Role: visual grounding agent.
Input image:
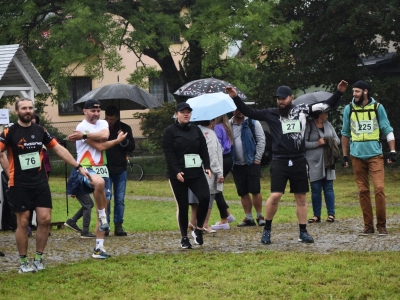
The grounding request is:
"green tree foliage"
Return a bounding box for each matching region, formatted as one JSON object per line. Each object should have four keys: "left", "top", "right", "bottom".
{"left": 252, "top": 1, "right": 400, "bottom": 107}
{"left": 133, "top": 102, "right": 176, "bottom": 151}
{"left": 0, "top": 0, "right": 299, "bottom": 104}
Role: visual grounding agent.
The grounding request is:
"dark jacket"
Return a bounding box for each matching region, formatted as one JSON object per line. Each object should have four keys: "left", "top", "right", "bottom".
{"left": 105, "top": 120, "right": 135, "bottom": 174}
{"left": 162, "top": 121, "right": 210, "bottom": 179}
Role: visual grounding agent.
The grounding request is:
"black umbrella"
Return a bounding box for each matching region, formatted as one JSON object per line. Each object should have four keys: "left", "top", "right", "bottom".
{"left": 293, "top": 91, "right": 333, "bottom": 106}
{"left": 174, "top": 78, "right": 247, "bottom": 99}
{"left": 74, "top": 83, "right": 162, "bottom": 110}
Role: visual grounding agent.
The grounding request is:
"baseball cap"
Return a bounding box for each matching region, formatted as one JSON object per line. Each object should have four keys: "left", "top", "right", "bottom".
{"left": 175, "top": 102, "right": 192, "bottom": 112}
{"left": 275, "top": 86, "right": 293, "bottom": 98}
{"left": 84, "top": 99, "right": 101, "bottom": 109}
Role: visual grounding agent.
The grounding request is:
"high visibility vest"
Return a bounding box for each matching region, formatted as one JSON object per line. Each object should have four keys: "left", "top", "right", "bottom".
{"left": 349, "top": 102, "right": 380, "bottom": 142}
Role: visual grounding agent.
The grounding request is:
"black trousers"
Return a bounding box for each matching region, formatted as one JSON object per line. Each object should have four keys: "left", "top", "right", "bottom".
{"left": 214, "top": 153, "right": 232, "bottom": 219}
{"left": 169, "top": 176, "right": 210, "bottom": 237}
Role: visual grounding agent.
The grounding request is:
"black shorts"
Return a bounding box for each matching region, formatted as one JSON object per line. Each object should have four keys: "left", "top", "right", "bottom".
{"left": 8, "top": 184, "right": 52, "bottom": 212}
{"left": 231, "top": 163, "right": 261, "bottom": 196}
{"left": 270, "top": 158, "right": 309, "bottom": 194}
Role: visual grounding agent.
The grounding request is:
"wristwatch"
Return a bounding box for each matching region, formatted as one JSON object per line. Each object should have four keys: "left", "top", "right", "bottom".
{"left": 76, "top": 164, "right": 83, "bottom": 170}
{"left": 82, "top": 134, "right": 87, "bottom": 141}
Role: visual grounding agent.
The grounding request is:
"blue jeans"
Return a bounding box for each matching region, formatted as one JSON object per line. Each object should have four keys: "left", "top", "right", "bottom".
{"left": 310, "top": 178, "right": 335, "bottom": 217}
{"left": 105, "top": 171, "right": 127, "bottom": 224}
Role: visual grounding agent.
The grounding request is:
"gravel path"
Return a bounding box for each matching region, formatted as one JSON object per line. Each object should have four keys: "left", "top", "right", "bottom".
{"left": 1, "top": 216, "right": 399, "bottom": 273}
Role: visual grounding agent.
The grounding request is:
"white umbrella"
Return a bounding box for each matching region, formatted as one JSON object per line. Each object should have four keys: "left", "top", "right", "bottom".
{"left": 186, "top": 92, "right": 237, "bottom": 121}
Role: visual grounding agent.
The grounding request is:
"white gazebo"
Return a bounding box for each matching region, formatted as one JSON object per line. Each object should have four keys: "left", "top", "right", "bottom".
{"left": 0, "top": 44, "right": 51, "bottom": 101}
{"left": 0, "top": 44, "right": 51, "bottom": 230}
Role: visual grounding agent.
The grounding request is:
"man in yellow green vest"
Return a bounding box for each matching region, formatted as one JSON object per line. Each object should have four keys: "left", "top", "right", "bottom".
{"left": 341, "top": 80, "right": 396, "bottom": 236}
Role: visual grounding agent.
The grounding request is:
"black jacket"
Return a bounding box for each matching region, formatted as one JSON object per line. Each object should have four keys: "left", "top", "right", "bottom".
{"left": 162, "top": 122, "right": 210, "bottom": 179}
{"left": 105, "top": 120, "right": 135, "bottom": 174}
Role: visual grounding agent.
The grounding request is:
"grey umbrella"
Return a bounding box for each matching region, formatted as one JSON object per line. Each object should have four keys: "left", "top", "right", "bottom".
{"left": 74, "top": 83, "right": 162, "bottom": 110}
{"left": 293, "top": 91, "right": 333, "bottom": 106}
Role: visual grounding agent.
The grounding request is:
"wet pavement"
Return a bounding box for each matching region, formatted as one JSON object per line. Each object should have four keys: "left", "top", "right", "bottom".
{"left": 1, "top": 216, "right": 399, "bottom": 273}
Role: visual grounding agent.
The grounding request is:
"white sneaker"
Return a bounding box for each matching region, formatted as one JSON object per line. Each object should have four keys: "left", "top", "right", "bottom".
{"left": 227, "top": 214, "right": 236, "bottom": 223}
{"left": 99, "top": 215, "right": 109, "bottom": 232}
{"left": 19, "top": 261, "right": 36, "bottom": 273}
{"left": 211, "top": 222, "right": 230, "bottom": 230}
{"left": 32, "top": 259, "right": 46, "bottom": 271}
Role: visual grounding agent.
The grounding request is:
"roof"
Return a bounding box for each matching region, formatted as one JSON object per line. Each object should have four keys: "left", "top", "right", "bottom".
{"left": 361, "top": 52, "right": 397, "bottom": 66}
{"left": 0, "top": 44, "right": 51, "bottom": 97}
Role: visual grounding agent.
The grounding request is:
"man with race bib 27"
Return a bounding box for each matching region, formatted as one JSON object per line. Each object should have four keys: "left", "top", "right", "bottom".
{"left": 67, "top": 99, "right": 127, "bottom": 259}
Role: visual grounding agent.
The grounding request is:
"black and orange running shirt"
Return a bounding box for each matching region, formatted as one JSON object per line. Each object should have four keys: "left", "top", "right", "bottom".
{"left": 0, "top": 123, "right": 58, "bottom": 188}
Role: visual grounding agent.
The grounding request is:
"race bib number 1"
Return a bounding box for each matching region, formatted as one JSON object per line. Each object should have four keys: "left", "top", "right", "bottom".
{"left": 19, "top": 152, "right": 41, "bottom": 170}
{"left": 92, "top": 166, "right": 109, "bottom": 178}
{"left": 282, "top": 119, "right": 301, "bottom": 134}
{"left": 184, "top": 154, "right": 202, "bottom": 168}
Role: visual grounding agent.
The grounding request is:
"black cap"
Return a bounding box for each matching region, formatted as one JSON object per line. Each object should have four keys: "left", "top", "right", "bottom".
{"left": 275, "top": 86, "right": 293, "bottom": 98}
{"left": 84, "top": 99, "right": 101, "bottom": 109}
{"left": 175, "top": 102, "right": 192, "bottom": 112}
{"left": 353, "top": 80, "right": 370, "bottom": 91}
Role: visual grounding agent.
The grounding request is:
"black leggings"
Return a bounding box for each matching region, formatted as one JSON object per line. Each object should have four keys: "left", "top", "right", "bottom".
{"left": 214, "top": 153, "right": 232, "bottom": 219}
{"left": 169, "top": 176, "right": 210, "bottom": 237}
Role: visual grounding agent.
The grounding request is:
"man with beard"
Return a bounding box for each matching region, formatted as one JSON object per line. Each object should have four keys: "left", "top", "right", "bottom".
{"left": 67, "top": 99, "right": 127, "bottom": 258}
{"left": 341, "top": 80, "right": 396, "bottom": 236}
{"left": 0, "top": 98, "right": 91, "bottom": 273}
{"left": 226, "top": 80, "right": 348, "bottom": 244}
{"left": 230, "top": 109, "right": 266, "bottom": 227}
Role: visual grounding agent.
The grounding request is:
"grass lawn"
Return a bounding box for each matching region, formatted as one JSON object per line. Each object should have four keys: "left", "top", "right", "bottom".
{"left": 0, "top": 172, "right": 399, "bottom": 299}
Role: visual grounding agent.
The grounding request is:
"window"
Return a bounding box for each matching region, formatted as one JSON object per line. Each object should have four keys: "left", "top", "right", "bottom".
{"left": 58, "top": 77, "right": 92, "bottom": 115}
{"left": 149, "top": 75, "right": 175, "bottom": 103}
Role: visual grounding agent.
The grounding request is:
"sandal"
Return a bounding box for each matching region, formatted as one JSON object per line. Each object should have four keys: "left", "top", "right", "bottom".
{"left": 308, "top": 216, "right": 321, "bottom": 223}
{"left": 326, "top": 215, "right": 335, "bottom": 222}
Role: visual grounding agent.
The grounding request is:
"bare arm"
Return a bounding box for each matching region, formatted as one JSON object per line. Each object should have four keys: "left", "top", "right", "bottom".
{"left": 51, "top": 144, "right": 91, "bottom": 179}
{"left": 85, "top": 131, "right": 128, "bottom": 151}
{"left": 0, "top": 152, "right": 9, "bottom": 178}
{"left": 68, "top": 128, "right": 109, "bottom": 142}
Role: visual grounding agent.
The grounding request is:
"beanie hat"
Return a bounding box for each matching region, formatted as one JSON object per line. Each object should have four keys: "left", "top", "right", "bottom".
{"left": 353, "top": 80, "right": 370, "bottom": 92}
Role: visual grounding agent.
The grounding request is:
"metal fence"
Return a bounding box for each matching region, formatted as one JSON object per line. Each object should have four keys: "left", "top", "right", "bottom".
{"left": 50, "top": 118, "right": 145, "bottom": 139}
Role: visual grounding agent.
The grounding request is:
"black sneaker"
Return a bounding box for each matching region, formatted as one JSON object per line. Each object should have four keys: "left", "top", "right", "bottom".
{"left": 237, "top": 218, "right": 256, "bottom": 227}
{"left": 261, "top": 229, "right": 271, "bottom": 244}
{"left": 64, "top": 219, "right": 82, "bottom": 232}
{"left": 298, "top": 231, "right": 314, "bottom": 243}
{"left": 80, "top": 231, "right": 96, "bottom": 239}
{"left": 191, "top": 229, "right": 204, "bottom": 245}
{"left": 181, "top": 237, "right": 192, "bottom": 249}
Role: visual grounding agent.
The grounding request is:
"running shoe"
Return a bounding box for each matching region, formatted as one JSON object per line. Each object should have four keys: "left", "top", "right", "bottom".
{"left": 191, "top": 229, "right": 204, "bottom": 245}
{"left": 18, "top": 261, "right": 36, "bottom": 273}
{"left": 99, "top": 215, "right": 110, "bottom": 232}
{"left": 237, "top": 218, "right": 256, "bottom": 227}
{"left": 260, "top": 229, "right": 271, "bottom": 244}
{"left": 211, "top": 222, "right": 230, "bottom": 230}
{"left": 298, "top": 231, "right": 314, "bottom": 243}
{"left": 256, "top": 215, "right": 266, "bottom": 226}
{"left": 181, "top": 237, "right": 192, "bottom": 249}
{"left": 32, "top": 259, "right": 46, "bottom": 271}
{"left": 227, "top": 214, "right": 236, "bottom": 223}
{"left": 64, "top": 219, "right": 82, "bottom": 232}
{"left": 92, "top": 246, "right": 111, "bottom": 259}
{"left": 80, "top": 231, "right": 96, "bottom": 239}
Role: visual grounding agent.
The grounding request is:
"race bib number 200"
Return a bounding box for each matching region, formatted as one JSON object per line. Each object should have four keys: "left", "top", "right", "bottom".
{"left": 19, "top": 152, "right": 41, "bottom": 170}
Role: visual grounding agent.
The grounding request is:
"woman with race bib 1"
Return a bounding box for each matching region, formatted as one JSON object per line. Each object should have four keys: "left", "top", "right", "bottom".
{"left": 162, "top": 102, "right": 211, "bottom": 249}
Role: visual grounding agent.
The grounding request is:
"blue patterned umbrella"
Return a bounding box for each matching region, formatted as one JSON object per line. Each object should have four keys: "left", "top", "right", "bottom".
{"left": 174, "top": 78, "right": 247, "bottom": 99}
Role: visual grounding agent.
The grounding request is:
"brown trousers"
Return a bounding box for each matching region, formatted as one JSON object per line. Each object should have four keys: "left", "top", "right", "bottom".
{"left": 351, "top": 154, "right": 386, "bottom": 229}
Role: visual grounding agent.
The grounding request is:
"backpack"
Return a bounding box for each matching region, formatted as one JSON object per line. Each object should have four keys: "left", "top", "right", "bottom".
{"left": 248, "top": 119, "right": 272, "bottom": 166}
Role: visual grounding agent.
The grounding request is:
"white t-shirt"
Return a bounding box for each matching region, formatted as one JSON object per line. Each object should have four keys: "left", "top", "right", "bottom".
{"left": 76, "top": 119, "right": 109, "bottom": 167}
